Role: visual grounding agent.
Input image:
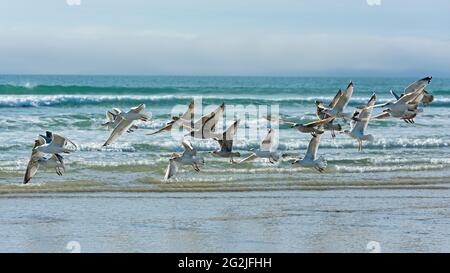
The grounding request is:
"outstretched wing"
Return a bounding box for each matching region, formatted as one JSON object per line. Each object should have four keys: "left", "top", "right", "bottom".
{"left": 217, "top": 120, "right": 240, "bottom": 152}
{"left": 329, "top": 89, "right": 343, "bottom": 108}
{"left": 147, "top": 123, "right": 174, "bottom": 136}
{"left": 403, "top": 76, "right": 432, "bottom": 94}
{"left": 390, "top": 90, "right": 400, "bottom": 100}
{"left": 333, "top": 81, "right": 353, "bottom": 112}
{"left": 304, "top": 133, "right": 322, "bottom": 161}
{"left": 103, "top": 118, "right": 134, "bottom": 146}
{"left": 260, "top": 129, "right": 275, "bottom": 151}
{"left": 372, "top": 112, "right": 391, "bottom": 120}
{"left": 164, "top": 159, "right": 177, "bottom": 181}
{"left": 304, "top": 117, "right": 334, "bottom": 128}
{"left": 129, "top": 104, "right": 145, "bottom": 113}
{"left": 352, "top": 94, "right": 376, "bottom": 134}
{"left": 238, "top": 153, "right": 257, "bottom": 163}
{"left": 24, "top": 158, "right": 39, "bottom": 184}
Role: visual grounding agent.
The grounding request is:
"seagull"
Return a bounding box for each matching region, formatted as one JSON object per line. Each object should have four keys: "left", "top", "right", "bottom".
{"left": 343, "top": 94, "right": 376, "bottom": 151}
{"left": 265, "top": 115, "right": 334, "bottom": 137}
{"left": 24, "top": 138, "right": 65, "bottom": 184}
{"left": 291, "top": 132, "right": 327, "bottom": 172}
{"left": 315, "top": 89, "right": 343, "bottom": 137}
{"left": 359, "top": 88, "right": 425, "bottom": 123}
{"left": 238, "top": 129, "right": 279, "bottom": 164}
{"left": 185, "top": 102, "right": 225, "bottom": 139}
{"left": 319, "top": 81, "right": 354, "bottom": 121}
{"left": 164, "top": 139, "right": 205, "bottom": 181}
{"left": 211, "top": 119, "right": 241, "bottom": 163}
{"left": 102, "top": 108, "right": 138, "bottom": 133}
{"left": 391, "top": 76, "right": 433, "bottom": 105}
{"left": 34, "top": 131, "right": 77, "bottom": 154}
{"left": 147, "top": 101, "right": 194, "bottom": 136}
{"left": 103, "top": 104, "right": 152, "bottom": 146}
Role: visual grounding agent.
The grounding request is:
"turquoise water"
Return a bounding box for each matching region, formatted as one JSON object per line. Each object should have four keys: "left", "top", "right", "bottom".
{"left": 1, "top": 75, "right": 450, "bottom": 189}
{"left": 1, "top": 75, "right": 450, "bottom": 252}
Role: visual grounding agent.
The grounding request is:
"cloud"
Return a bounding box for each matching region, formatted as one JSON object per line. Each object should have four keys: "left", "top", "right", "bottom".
{"left": 0, "top": 27, "right": 449, "bottom": 76}
{"left": 66, "top": 0, "right": 81, "bottom": 6}
{"left": 366, "top": 0, "right": 382, "bottom": 6}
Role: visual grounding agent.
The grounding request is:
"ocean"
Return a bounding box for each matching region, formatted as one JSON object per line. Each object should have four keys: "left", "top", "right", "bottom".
{"left": 1, "top": 75, "right": 450, "bottom": 252}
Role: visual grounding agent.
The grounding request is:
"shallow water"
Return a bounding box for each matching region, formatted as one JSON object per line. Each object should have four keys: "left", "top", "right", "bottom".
{"left": 1, "top": 75, "right": 449, "bottom": 252}
{"left": 1, "top": 190, "right": 449, "bottom": 253}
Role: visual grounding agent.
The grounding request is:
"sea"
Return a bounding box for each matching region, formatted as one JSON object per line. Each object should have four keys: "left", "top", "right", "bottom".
{"left": 1, "top": 75, "right": 449, "bottom": 252}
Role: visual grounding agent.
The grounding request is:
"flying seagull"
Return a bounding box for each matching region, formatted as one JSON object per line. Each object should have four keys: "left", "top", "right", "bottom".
{"left": 358, "top": 88, "right": 425, "bottom": 123}
{"left": 34, "top": 131, "right": 77, "bottom": 154}
{"left": 319, "top": 81, "right": 354, "bottom": 121}
{"left": 344, "top": 94, "right": 376, "bottom": 151}
{"left": 238, "top": 129, "right": 279, "bottom": 164}
{"left": 164, "top": 139, "right": 205, "bottom": 181}
{"left": 24, "top": 137, "right": 65, "bottom": 184}
{"left": 184, "top": 102, "right": 225, "bottom": 139}
{"left": 211, "top": 119, "right": 241, "bottom": 163}
{"left": 103, "top": 104, "right": 151, "bottom": 146}
{"left": 147, "top": 101, "right": 195, "bottom": 136}
{"left": 391, "top": 76, "right": 433, "bottom": 105}
{"left": 315, "top": 89, "right": 343, "bottom": 137}
{"left": 291, "top": 132, "right": 327, "bottom": 173}
{"left": 264, "top": 115, "right": 334, "bottom": 137}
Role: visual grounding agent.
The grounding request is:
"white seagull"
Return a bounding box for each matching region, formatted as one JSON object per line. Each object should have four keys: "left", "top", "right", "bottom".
{"left": 391, "top": 76, "right": 433, "bottom": 105}
{"left": 185, "top": 102, "right": 225, "bottom": 139}
{"left": 102, "top": 108, "right": 138, "bottom": 133}
{"left": 147, "top": 101, "right": 195, "bottom": 136}
{"left": 319, "top": 81, "right": 354, "bottom": 121}
{"left": 238, "top": 128, "right": 279, "bottom": 164}
{"left": 103, "top": 104, "right": 151, "bottom": 146}
{"left": 265, "top": 115, "right": 334, "bottom": 137}
{"left": 315, "top": 89, "right": 343, "bottom": 137}
{"left": 344, "top": 94, "right": 376, "bottom": 151}
{"left": 24, "top": 138, "right": 65, "bottom": 184}
{"left": 164, "top": 139, "right": 205, "bottom": 181}
{"left": 34, "top": 131, "right": 77, "bottom": 154}
{"left": 359, "top": 88, "right": 425, "bottom": 123}
{"left": 211, "top": 119, "right": 241, "bottom": 163}
{"left": 292, "top": 132, "right": 327, "bottom": 172}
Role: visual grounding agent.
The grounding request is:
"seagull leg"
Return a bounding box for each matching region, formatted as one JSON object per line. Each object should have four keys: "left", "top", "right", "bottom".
{"left": 192, "top": 164, "right": 200, "bottom": 172}
{"left": 331, "top": 130, "right": 336, "bottom": 138}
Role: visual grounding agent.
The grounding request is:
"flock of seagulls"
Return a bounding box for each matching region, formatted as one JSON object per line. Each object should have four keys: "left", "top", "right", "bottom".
{"left": 23, "top": 77, "right": 434, "bottom": 183}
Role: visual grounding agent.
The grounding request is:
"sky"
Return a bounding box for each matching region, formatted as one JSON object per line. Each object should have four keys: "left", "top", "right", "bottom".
{"left": 0, "top": 0, "right": 450, "bottom": 76}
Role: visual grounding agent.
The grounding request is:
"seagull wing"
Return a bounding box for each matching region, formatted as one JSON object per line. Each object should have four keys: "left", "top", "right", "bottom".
{"left": 238, "top": 153, "right": 257, "bottom": 163}
{"left": 24, "top": 158, "right": 39, "bottom": 184}
{"left": 403, "top": 76, "right": 432, "bottom": 94}
{"left": 390, "top": 90, "right": 400, "bottom": 100}
{"left": 371, "top": 112, "right": 391, "bottom": 120}
{"left": 102, "top": 118, "right": 134, "bottom": 146}
{"left": 398, "top": 89, "right": 424, "bottom": 104}
{"left": 304, "top": 133, "right": 322, "bottom": 161}
{"left": 106, "top": 111, "right": 115, "bottom": 122}
{"left": 217, "top": 119, "right": 240, "bottom": 152}
{"left": 181, "top": 139, "right": 196, "bottom": 156}
{"left": 352, "top": 94, "right": 376, "bottom": 134}
{"left": 147, "top": 123, "right": 174, "bottom": 136}
{"left": 304, "top": 116, "right": 334, "bottom": 128}
{"left": 329, "top": 89, "right": 343, "bottom": 108}
{"left": 180, "top": 101, "right": 195, "bottom": 120}
{"left": 51, "top": 133, "right": 68, "bottom": 147}
{"left": 333, "top": 81, "right": 353, "bottom": 112}
{"left": 164, "top": 159, "right": 177, "bottom": 181}
{"left": 260, "top": 129, "right": 274, "bottom": 151}
{"left": 129, "top": 104, "right": 146, "bottom": 113}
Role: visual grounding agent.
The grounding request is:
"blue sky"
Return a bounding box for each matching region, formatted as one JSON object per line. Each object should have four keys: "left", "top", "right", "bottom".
{"left": 1, "top": 0, "right": 449, "bottom": 76}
